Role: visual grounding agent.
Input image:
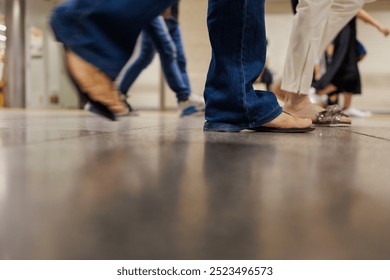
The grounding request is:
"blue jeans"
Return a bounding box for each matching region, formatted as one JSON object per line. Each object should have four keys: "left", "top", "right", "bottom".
{"left": 204, "top": 0, "right": 282, "bottom": 131}
{"left": 51, "top": 0, "right": 281, "bottom": 129}
{"left": 50, "top": 0, "right": 173, "bottom": 79}
{"left": 119, "top": 16, "right": 190, "bottom": 102}
{"left": 166, "top": 18, "right": 192, "bottom": 97}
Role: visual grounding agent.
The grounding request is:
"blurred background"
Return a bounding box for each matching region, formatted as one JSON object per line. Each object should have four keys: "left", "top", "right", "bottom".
{"left": 0, "top": 0, "right": 389, "bottom": 112}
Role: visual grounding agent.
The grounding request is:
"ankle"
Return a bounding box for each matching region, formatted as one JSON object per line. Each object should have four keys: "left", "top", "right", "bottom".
{"left": 284, "top": 92, "right": 310, "bottom": 107}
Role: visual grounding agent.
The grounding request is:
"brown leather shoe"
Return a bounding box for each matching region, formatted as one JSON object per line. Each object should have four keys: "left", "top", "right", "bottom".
{"left": 65, "top": 50, "right": 128, "bottom": 120}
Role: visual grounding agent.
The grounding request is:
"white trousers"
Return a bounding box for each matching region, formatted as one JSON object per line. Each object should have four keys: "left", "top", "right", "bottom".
{"left": 281, "top": 0, "right": 368, "bottom": 95}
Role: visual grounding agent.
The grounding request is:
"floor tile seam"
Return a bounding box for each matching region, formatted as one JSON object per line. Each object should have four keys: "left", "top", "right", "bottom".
{"left": 346, "top": 130, "right": 390, "bottom": 142}
{"left": 0, "top": 130, "right": 114, "bottom": 150}
{"left": 0, "top": 124, "right": 178, "bottom": 150}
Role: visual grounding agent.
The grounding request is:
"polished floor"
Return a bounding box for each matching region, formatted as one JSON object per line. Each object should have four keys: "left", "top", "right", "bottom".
{"left": 0, "top": 109, "right": 390, "bottom": 260}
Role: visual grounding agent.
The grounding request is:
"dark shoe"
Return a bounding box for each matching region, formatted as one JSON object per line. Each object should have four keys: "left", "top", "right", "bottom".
{"left": 85, "top": 95, "right": 139, "bottom": 117}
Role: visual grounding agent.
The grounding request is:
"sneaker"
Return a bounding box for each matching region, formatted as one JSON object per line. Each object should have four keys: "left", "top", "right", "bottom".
{"left": 342, "top": 107, "right": 372, "bottom": 118}
{"left": 178, "top": 94, "right": 205, "bottom": 117}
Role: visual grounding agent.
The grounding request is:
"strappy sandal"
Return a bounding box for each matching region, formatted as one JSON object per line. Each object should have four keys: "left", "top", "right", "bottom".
{"left": 313, "top": 105, "right": 352, "bottom": 127}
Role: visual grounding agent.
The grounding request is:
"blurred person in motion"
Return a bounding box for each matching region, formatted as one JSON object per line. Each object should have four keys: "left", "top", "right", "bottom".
{"left": 118, "top": 1, "right": 204, "bottom": 117}
{"left": 50, "top": 0, "right": 174, "bottom": 120}
{"left": 51, "top": 0, "right": 312, "bottom": 132}
{"left": 310, "top": 10, "right": 389, "bottom": 118}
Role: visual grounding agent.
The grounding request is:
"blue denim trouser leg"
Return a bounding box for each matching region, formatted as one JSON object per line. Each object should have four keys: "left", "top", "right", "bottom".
{"left": 204, "top": 0, "right": 282, "bottom": 132}
{"left": 144, "top": 17, "right": 190, "bottom": 102}
{"left": 50, "top": 0, "right": 173, "bottom": 79}
{"left": 166, "top": 19, "right": 192, "bottom": 95}
{"left": 119, "top": 32, "right": 157, "bottom": 95}
{"left": 119, "top": 16, "right": 190, "bottom": 102}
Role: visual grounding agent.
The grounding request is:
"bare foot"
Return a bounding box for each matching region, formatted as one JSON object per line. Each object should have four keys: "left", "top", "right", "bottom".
{"left": 262, "top": 111, "right": 312, "bottom": 129}
{"left": 283, "top": 92, "right": 352, "bottom": 125}
{"left": 283, "top": 92, "right": 325, "bottom": 121}
{"left": 271, "top": 80, "right": 287, "bottom": 101}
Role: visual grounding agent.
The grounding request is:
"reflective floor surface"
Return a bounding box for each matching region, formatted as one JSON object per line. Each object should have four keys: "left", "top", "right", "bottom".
{"left": 0, "top": 109, "right": 390, "bottom": 259}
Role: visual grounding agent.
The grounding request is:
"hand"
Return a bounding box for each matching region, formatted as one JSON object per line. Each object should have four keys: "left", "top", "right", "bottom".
{"left": 162, "top": 8, "right": 172, "bottom": 20}
{"left": 379, "top": 25, "right": 390, "bottom": 36}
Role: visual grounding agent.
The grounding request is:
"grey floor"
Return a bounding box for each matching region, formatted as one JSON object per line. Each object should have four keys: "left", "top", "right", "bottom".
{"left": 0, "top": 109, "right": 390, "bottom": 260}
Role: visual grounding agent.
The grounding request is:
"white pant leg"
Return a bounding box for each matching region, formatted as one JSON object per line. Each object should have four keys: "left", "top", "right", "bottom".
{"left": 281, "top": 0, "right": 365, "bottom": 95}
{"left": 319, "top": 0, "right": 365, "bottom": 55}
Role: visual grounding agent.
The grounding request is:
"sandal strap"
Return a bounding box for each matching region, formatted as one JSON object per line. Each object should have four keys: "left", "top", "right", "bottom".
{"left": 282, "top": 111, "right": 294, "bottom": 117}
{"left": 315, "top": 105, "right": 349, "bottom": 124}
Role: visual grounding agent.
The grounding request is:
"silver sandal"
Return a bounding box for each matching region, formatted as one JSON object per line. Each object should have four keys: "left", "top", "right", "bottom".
{"left": 313, "top": 105, "right": 352, "bottom": 127}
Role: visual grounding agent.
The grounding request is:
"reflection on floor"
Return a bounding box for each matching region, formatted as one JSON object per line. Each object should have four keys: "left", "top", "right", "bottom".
{"left": 0, "top": 109, "right": 390, "bottom": 260}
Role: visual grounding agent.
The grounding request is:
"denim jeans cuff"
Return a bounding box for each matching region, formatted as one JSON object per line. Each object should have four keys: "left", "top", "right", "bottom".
{"left": 203, "top": 121, "right": 249, "bottom": 133}
{"left": 249, "top": 106, "right": 283, "bottom": 129}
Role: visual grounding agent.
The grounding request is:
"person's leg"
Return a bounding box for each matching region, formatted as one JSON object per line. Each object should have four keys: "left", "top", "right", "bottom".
{"left": 342, "top": 92, "right": 353, "bottom": 109}
{"left": 341, "top": 93, "right": 372, "bottom": 117}
{"left": 282, "top": 0, "right": 331, "bottom": 96}
{"left": 281, "top": 0, "right": 364, "bottom": 120}
{"left": 328, "top": 92, "right": 340, "bottom": 106}
{"left": 142, "top": 16, "right": 204, "bottom": 117}
{"left": 317, "top": 84, "right": 338, "bottom": 96}
{"left": 165, "top": 18, "right": 205, "bottom": 116}
{"left": 144, "top": 16, "right": 190, "bottom": 102}
{"left": 119, "top": 32, "right": 157, "bottom": 95}
{"left": 50, "top": 0, "right": 173, "bottom": 119}
{"left": 204, "top": 0, "right": 311, "bottom": 132}
{"left": 167, "top": 19, "right": 192, "bottom": 95}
